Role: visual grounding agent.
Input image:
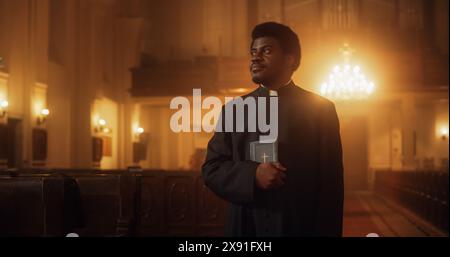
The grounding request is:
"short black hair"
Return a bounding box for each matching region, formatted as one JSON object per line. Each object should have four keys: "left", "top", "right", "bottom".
{"left": 251, "top": 22, "right": 301, "bottom": 70}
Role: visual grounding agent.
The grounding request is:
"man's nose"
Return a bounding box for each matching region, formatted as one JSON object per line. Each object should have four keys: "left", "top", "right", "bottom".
{"left": 251, "top": 52, "right": 263, "bottom": 62}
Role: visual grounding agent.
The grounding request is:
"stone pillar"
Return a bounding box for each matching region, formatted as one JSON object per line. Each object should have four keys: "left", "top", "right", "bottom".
{"left": 70, "top": 0, "right": 96, "bottom": 168}
{"left": 114, "top": 16, "right": 144, "bottom": 168}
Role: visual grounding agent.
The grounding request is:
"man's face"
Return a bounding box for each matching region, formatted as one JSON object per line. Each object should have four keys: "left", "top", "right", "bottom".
{"left": 250, "top": 37, "right": 290, "bottom": 85}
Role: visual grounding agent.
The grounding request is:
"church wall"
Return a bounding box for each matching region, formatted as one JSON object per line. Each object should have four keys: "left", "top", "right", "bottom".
{"left": 140, "top": 103, "right": 190, "bottom": 170}
{"left": 140, "top": 0, "right": 248, "bottom": 60}
{"left": 409, "top": 95, "right": 449, "bottom": 170}
{"left": 0, "top": 0, "right": 12, "bottom": 70}
{"left": 257, "top": 0, "right": 283, "bottom": 23}
{"left": 136, "top": 94, "right": 227, "bottom": 171}
{"left": 91, "top": 97, "right": 119, "bottom": 169}
{"left": 0, "top": 0, "right": 139, "bottom": 169}
{"left": 114, "top": 16, "right": 146, "bottom": 168}
{"left": 132, "top": 99, "right": 191, "bottom": 171}
{"left": 431, "top": 99, "right": 449, "bottom": 166}
{"left": 401, "top": 95, "right": 418, "bottom": 170}
{"left": 3, "top": 0, "right": 29, "bottom": 118}
{"left": 368, "top": 104, "right": 392, "bottom": 170}
{"left": 0, "top": 0, "right": 448, "bottom": 175}
{"left": 69, "top": 0, "right": 146, "bottom": 169}
{"left": 47, "top": 0, "right": 76, "bottom": 168}
{"left": 2, "top": 0, "right": 40, "bottom": 167}
{"left": 47, "top": 62, "right": 72, "bottom": 168}
{"left": 433, "top": 0, "right": 449, "bottom": 55}
{"left": 415, "top": 101, "right": 436, "bottom": 164}
{"left": 367, "top": 92, "right": 449, "bottom": 174}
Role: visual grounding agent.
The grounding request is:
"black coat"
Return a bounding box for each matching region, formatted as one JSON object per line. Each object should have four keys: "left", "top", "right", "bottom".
{"left": 202, "top": 83, "right": 344, "bottom": 237}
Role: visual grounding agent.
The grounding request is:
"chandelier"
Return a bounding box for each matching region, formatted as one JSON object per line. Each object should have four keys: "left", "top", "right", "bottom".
{"left": 320, "top": 44, "right": 375, "bottom": 101}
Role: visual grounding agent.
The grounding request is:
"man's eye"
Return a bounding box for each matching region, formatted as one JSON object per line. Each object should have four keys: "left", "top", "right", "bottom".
{"left": 250, "top": 50, "right": 257, "bottom": 56}
{"left": 264, "top": 48, "right": 272, "bottom": 54}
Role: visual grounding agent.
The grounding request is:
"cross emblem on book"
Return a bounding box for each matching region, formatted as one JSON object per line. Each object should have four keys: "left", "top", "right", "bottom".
{"left": 261, "top": 152, "right": 269, "bottom": 163}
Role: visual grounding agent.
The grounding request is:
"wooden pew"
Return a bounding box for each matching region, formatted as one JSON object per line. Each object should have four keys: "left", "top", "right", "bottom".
{"left": 0, "top": 174, "right": 82, "bottom": 236}
{"left": 49, "top": 169, "right": 137, "bottom": 237}
{"left": 375, "top": 170, "right": 449, "bottom": 234}
{"left": 0, "top": 168, "right": 226, "bottom": 237}
{"left": 135, "top": 170, "right": 227, "bottom": 237}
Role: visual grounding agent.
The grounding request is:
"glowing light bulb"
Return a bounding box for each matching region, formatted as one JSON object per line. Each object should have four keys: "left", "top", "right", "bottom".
{"left": 333, "top": 65, "right": 340, "bottom": 74}
{"left": 441, "top": 128, "right": 449, "bottom": 139}
{"left": 136, "top": 127, "right": 144, "bottom": 134}
{"left": 41, "top": 108, "right": 49, "bottom": 116}
{"left": 344, "top": 64, "right": 350, "bottom": 72}
{"left": 0, "top": 100, "right": 8, "bottom": 108}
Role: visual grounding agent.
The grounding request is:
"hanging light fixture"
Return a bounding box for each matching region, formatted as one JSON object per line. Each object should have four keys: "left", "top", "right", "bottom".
{"left": 320, "top": 44, "right": 375, "bottom": 101}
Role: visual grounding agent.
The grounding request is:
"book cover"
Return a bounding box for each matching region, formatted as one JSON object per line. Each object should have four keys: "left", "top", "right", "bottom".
{"left": 249, "top": 141, "right": 278, "bottom": 163}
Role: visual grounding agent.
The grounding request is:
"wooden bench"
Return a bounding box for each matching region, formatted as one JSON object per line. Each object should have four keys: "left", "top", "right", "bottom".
{"left": 0, "top": 175, "right": 82, "bottom": 236}
{"left": 0, "top": 168, "right": 227, "bottom": 237}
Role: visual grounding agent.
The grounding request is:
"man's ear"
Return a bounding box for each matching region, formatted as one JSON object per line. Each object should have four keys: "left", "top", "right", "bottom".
{"left": 285, "top": 55, "right": 295, "bottom": 70}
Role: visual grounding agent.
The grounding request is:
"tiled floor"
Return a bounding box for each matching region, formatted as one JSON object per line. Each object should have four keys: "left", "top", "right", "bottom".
{"left": 342, "top": 192, "right": 447, "bottom": 237}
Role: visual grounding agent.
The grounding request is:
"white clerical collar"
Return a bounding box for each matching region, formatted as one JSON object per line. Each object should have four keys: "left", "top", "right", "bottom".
{"left": 261, "top": 79, "right": 292, "bottom": 96}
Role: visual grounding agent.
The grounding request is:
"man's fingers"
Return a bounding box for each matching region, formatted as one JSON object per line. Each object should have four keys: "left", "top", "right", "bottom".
{"left": 276, "top": 175, "right": 285, "bottom": 186}
{"left": 272, "top": 162, "right": 287, "bottom": 171}
{"left": 278, "top": 171, "right": 287, "bottom": 180}
{"left": 271, "top": 171, "right": 286, "bottom": 188}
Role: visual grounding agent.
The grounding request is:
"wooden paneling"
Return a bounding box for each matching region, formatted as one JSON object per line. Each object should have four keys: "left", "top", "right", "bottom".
{"left": 74, "top": 176, "right": 121, "bottom": 236}
{"left": 136, "top": 171, "right": 165, "bottom": 236}
{"left": 92, "top": 137, "right": 103, "bottom": 163}
{"left": 0, "top": 124, "right": 7, "bottom": 167}
{"left": 196, "top": 176, "right": 227, "bottom": 236}
{"left": 132, "top": 142, "right": 147, "bottom": 163}
{"left": 165, "top": 173, "right": 195, "bottom": 236}
{"left": 102, "top": 136, "right": 112, "bottom": 157}
{"left": 32, "top": 128, "right": 47, "bottom": 161}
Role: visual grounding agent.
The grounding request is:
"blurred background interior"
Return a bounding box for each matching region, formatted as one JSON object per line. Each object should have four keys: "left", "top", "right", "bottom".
{"left": 0, "top": 0, "right": 448, "bottom": 237}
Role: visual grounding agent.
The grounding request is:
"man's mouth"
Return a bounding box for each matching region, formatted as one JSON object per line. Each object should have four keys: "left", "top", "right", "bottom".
{"left": 251, "top": 65, "right": 266, "bottom": 73}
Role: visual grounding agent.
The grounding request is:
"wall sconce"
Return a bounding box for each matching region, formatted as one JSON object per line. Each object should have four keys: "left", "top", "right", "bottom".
{"left": 0, "top": 100, "right": 8, "bottom": 118}
{"left": 94, "top": 118, "right": 112, "bottom": 134}
{"left": 102, "top": 127, "right": 112, "bottom": 134}
{"left": 36, "top": 108, "right": 49, "bottom": 125}
{"left": 94, "top": 118, "right": 106, "bottom": 133}
{"left": 134, "top": 126, "right": 144, "bottom": 141}
{"left": 441, "top": 128, "right": 448, "bottom": 141}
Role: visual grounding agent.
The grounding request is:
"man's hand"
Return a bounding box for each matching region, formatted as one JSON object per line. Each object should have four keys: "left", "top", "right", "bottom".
{"left": 255, "top": 162, "right": 287, "bottom": 190}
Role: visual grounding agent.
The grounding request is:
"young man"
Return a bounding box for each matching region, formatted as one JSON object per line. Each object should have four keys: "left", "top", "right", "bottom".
{"left": 202, "top": 22, "right": 344, "bottom": 237}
